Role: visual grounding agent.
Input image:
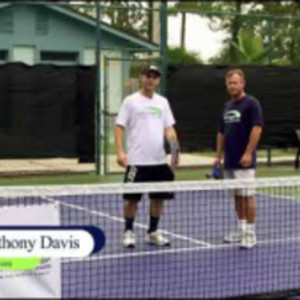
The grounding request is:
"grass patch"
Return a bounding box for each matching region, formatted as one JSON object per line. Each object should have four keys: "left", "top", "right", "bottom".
{"left": 0, "top": 172, "right": 122, "bottom": 186}
{"left": 0, "top": 165, "right": 299, "bottom": 186}
{"left": 191, "top": 148, "right": 296, "bottom": 158}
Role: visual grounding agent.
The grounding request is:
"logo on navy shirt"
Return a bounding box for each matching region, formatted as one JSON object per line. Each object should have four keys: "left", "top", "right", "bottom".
{"left": 224, "top": 110, "right": 241, "bottom": 124}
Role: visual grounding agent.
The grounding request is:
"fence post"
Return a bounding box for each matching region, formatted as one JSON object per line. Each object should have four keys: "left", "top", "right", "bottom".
{"left": 160, "top": 2, "right": 168, "bottom": 96}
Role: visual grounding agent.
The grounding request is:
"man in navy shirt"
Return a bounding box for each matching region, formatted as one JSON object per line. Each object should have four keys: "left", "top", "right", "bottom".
{"left": 215, "top": 69, "right": 263, "bottom": 249}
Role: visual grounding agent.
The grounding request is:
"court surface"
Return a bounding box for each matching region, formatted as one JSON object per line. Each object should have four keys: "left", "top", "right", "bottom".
{"left": 55, "top": 189, "right": 300, "bottom": 298}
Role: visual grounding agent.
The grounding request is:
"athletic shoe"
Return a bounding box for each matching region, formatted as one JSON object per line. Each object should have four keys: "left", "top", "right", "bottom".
{"left": 240, "top": 231, "right": 257, "bottom": 249}
{"left": 146, "top": 230, "right": 170, "bottom": 246}
{"left": 123, "top": 230, "right": 135, "bottom": 248}
{"left": 224, "top": 230, "right": 243, "bottom": 243}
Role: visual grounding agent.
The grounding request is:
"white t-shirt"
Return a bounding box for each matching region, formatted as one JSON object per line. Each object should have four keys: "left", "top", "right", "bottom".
{"left": 116, "top": 91, "right": 175, "bottom": 165}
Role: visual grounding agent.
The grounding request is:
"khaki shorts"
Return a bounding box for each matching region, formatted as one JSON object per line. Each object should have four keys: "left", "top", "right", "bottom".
{"left": 225, "top": 169, "right": 255, "bottom": 197}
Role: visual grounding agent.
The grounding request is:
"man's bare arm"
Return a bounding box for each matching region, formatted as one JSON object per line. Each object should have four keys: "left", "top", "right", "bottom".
{"left": 115, "top": 125, "right": 128, "bottom": 167}
{"left": 215, "top": 132, "right": 224, "bottom": 164}
{"left": 240, "top": 126, "right": 262, "bottom": 166}
{"left": 165, "top": 127, "right": 180, "bottom": 167}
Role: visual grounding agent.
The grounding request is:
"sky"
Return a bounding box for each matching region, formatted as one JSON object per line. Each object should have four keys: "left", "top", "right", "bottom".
{"left": 168, "top": 14, "right": 229, "bottom": 62}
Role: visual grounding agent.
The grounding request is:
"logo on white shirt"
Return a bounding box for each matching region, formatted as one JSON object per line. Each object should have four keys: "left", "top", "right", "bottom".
{"left": 145, "top": 106, "right": 163, "bottom": 119}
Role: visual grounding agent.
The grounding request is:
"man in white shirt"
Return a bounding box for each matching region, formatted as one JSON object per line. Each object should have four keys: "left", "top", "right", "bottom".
{"left": 115, "top": 65, "right": 180, "bottom": 248}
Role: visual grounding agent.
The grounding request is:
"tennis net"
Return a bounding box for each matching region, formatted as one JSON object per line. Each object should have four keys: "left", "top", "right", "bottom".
{"left": 1, "top": 176, "right": 300, "bottom": 299}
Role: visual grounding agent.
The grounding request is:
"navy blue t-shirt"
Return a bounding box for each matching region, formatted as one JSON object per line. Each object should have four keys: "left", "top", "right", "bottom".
{"left": 219, "top": 95, "right": 263, "bottom": 170}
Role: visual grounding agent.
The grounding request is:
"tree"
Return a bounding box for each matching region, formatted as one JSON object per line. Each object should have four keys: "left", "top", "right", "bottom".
{"left": 69, "top": 1, "right": 153, "bottom": 41}
{"left": 167, "top": 46, "right": 202, "bottom": 64}
{"left": 169, "top": 1, "right": 300, "bottom": 66}
{"left": 205, "top": 1, "right": 300, "bottom": 65}
{"left": 201, "top": 1, "right": 257, "bottom": 64}
{"left": 252, "top": 1, "right": 300, "bottom": 66}
{"left": 229, "top": 28, "right": 274, "bottom": 64}
{"left": 169, "top": 2, "right": 252, "bottom": 60}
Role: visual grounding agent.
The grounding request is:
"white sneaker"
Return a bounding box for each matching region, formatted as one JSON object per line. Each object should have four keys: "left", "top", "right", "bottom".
{"left": 123, "top": 230, "right": 135, "bottom": 248}
{"left": 224, "top": 230, "right": 243, "bottom": 243}
{"left": 240, "top": 231, "right": 257, "bottom": 249}
{"left": 146, "top": 231, "right": 170, "bottom": 246}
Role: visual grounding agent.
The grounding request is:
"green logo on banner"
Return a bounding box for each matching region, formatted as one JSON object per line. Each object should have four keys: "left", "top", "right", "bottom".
{"left": 0, "top": 258, "right": 42, "bottom": 270}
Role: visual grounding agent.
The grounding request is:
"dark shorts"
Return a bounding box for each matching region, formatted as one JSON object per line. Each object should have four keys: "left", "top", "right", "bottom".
{"left": 123, "top": 164, "right": 175, "bottom": 201}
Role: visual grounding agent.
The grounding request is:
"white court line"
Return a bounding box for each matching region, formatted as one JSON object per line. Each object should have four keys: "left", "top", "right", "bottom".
{"left": 43, "top": 196, "right": 212, "bottom": 248}
{"left": 258, "top": 191, "right": 300, "bottom": 203}
{"left": 63, "top": 234, "right": 300, "bottom": 264}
